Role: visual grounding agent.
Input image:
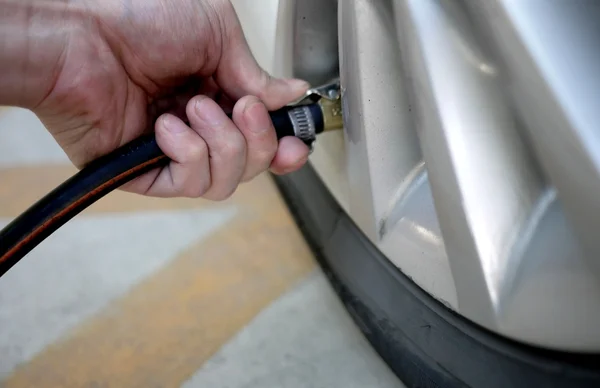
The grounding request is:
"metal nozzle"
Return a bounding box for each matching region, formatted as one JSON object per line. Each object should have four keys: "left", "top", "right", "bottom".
{"left": 294, "top": 78, "right": 343, "bottom": 131}
{"left": 318, "top": 94, "right": 343, "bottom": 133}
{"left": 284, "top": 78, "right": 343, "bottom": 151}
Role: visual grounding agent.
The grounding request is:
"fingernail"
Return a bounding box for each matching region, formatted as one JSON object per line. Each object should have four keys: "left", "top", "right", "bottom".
{"left": 243, "top": 98, "right": 260, "bottom": 114}
{"left": 195, "top": 98, "right": 224, "bottom": 126}
{"left": 163, "top": 115, "right": 186, "bottom": 133}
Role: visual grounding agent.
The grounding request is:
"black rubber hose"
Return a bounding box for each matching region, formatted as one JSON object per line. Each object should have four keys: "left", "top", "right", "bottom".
{"left": 0, "top": 104, "right": 324, "bottom": 278}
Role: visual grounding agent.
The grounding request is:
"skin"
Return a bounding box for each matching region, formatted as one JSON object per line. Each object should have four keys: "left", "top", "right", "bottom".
{"left": 0, "top": 0, "right": 311, "bottom": 200}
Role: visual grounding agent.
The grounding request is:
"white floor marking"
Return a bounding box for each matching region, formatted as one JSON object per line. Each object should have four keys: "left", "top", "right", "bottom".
{"left": 182, "top": 272, "right": 404, "bottom": 388}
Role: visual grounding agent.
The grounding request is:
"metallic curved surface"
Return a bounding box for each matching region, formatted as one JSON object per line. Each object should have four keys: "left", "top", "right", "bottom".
{"left": 272, "top": 0, "right": 600, "bottom": 351}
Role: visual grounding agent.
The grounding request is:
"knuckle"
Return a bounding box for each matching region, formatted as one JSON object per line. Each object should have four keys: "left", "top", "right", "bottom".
{"left": 218, "top": 136, "right": 245, "bottom": 160}
{"left": 185, "top": 184, "right": 208, "bottom": 198}
{"left": 180, "top": 177, "right": 211, "bottom": 199}
{"left": 185, "top": 141, "right": 208, "bottom": 162}
{"left": 171, "top": 179, "right": 189, "bottom": 198}
{"left": 198, "top": 179, "right": 212, "bottom": 197}
{"left": 242, "top": 171, "right": 259, "bottom": 183}
{"left": 172, "top": 184, "right": 188, "bottom": 198}
{"left": 246, "top": 70, "right": 272, "bottom": 101}
{"left": 254, "top": 147, "right": 277, "bottom": 167}
{"left": 205, "top": 182, "right": 239, "bottom": 202}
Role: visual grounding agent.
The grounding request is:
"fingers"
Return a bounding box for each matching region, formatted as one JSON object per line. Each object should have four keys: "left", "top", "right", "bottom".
{"left": 269, "top": 136, "right": 311, "bottom": 175}
{"left": 122, "top": 113, "right": 211, "bottom": 198}
{"left": 123, "top": 94, "right": 310, "bottom": 200}
{"left": 186, "top": 95, "right": 247, "bottom": 201}
{"left": 231, "top": 95, "right": 278, "bottom": 181}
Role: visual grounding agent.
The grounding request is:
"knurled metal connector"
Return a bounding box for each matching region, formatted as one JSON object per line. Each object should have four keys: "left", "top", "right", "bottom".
{"left": 286, "top": 78, "right": 344, "bottom": 151}
{"left": 287, "top": 106, "right": 317, "bottom": 145}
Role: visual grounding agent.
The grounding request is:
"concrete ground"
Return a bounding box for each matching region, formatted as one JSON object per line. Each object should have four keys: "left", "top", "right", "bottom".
{"left": 0, "top": 1, "right": 403, "bottom": 386}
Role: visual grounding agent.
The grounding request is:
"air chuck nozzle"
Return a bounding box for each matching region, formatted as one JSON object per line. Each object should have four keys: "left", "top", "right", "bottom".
{"left": 273, "top": 78, "right": 343, "bottom": 149}
{"left": 318, "top": 95, "right": 343, "bottom": 133}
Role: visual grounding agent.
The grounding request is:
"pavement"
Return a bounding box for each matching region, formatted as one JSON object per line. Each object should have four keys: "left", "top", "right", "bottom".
{"left": 0, "top": 1, "right": 403, "bottom": 386}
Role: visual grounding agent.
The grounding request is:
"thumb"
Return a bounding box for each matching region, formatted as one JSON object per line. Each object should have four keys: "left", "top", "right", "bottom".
{"left": 214, "top": 20, "right": 310, "bottom": 110}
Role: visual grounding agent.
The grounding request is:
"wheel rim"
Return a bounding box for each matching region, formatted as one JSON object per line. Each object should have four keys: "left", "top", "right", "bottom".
{"left": 273, "top": 0, "right": 600, "bottom": 352}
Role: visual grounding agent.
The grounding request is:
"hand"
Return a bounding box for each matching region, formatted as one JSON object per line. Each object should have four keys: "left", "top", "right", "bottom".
{"left": 30, "top": 0, "right": 311, "bottom": 200}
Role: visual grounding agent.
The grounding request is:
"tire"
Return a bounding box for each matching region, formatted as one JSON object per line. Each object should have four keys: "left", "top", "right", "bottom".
{"left": 272, "top": 163, "right": 600, "bottom": 388}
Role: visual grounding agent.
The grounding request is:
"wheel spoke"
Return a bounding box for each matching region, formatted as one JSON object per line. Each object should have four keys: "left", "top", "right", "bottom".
{"left": 273, "top": 0, "right": 600, "bottom": 350}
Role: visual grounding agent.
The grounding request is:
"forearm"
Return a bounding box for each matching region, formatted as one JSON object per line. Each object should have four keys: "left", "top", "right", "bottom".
{"left": 0, "top": 0, "right": 79, "bottom": 109}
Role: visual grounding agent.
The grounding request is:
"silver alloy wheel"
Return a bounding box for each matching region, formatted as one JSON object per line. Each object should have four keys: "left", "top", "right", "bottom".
{"left": 272, "top": 0, "right": 600, "bottom": 352}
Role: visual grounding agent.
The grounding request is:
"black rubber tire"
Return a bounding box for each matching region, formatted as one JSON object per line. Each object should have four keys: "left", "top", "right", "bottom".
{"left": 272, "top": 163, "right": 600, "bottom": 388}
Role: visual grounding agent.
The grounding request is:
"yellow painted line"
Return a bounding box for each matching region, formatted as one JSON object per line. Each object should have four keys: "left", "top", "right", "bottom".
{"left": 4, "top": 178, "right": 317, "bottom": 387}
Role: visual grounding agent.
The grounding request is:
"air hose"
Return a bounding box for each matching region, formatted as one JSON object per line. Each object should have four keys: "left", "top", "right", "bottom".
{"left": 0, "top": 88, "right": 343, "bottom": 278}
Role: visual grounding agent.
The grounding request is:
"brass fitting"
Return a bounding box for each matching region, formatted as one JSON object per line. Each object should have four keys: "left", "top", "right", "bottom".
{"left": 318, "top": 94, "right": 344, "bottom": 133}
{"left": 291, "top": 77, "right": 344, "bottom": 134}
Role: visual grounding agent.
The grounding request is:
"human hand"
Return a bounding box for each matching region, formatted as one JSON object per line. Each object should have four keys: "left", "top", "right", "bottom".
{"left": 29, "top": 0, "right": 311, "bottom": 200}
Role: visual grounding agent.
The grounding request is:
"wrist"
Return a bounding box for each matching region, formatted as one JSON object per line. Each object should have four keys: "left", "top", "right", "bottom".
{"left": 0, "top": 1, "right": 89, "bottom": 109}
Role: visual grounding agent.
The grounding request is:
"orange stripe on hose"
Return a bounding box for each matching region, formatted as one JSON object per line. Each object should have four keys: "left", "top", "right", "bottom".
{"left": 0, "top": 154, "right": 168, "bottom": 266}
